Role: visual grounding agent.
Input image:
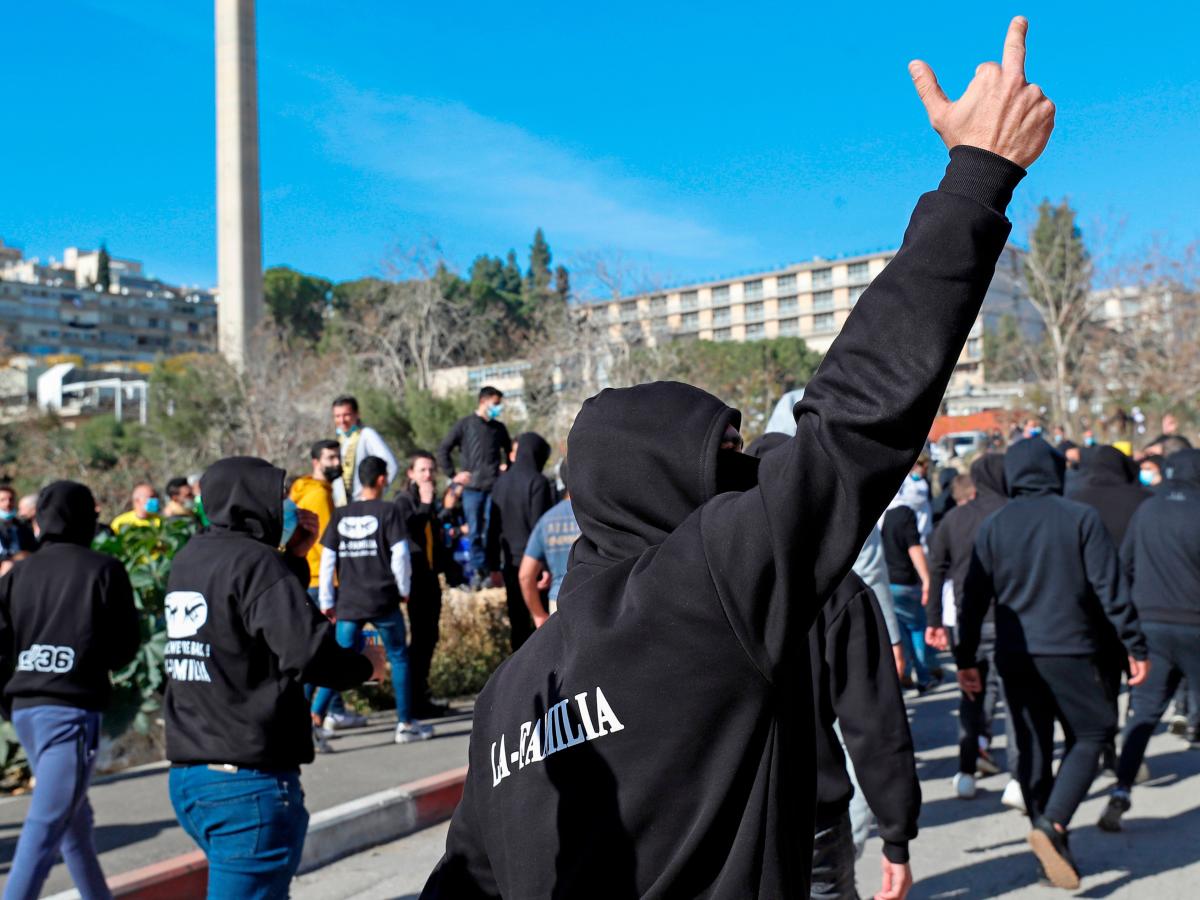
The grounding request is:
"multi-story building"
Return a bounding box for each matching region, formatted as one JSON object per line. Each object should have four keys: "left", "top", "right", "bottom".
{"left": 0, "top": 241, "right": 217, "bottom": 364}
{"left": 585, "top": 247, "right": 1035, "bottom": 390}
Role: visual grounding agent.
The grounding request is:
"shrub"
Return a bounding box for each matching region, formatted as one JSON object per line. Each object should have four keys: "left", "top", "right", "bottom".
{"left": 428, "top": 587, "right": 511, "bottom": 699}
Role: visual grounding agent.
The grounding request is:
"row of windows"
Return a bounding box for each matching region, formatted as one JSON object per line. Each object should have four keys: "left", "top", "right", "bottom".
{"left": 615, "top": 281, "right": 873, "bottom": 320}
{"left": 672, "top": 313, "right": 838, "bottom": 336}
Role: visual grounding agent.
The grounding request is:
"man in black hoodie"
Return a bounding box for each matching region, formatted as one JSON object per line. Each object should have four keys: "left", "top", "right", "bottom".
{"left": 926, "top": 454, "right": 1020, "bottom": 805}
{"left": 1099, "top": 449, "right": 1200, "bottom": 832}
{"left": 0, "top": 481, "right": 140, "bottom": 899}
{"left": 164, "top": 457, "right": 374, "bottom": 899}
{"left": 1066, "top": 445, "right": 1151, "bottom": 547}
{"left": 421, "top": 19, "right": 1053, "bottom": 898}
{"left": 957, "top": 439, "right": 1148, "bottom": 889}
{"left": 488, "top": 432, "right": 555, "bottom": 650}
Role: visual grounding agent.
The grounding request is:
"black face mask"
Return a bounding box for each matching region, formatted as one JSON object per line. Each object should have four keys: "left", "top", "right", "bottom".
{"left": 715, "top": 449, "right": 760, "bottom": 494}
{"left": 322, "top": 465, "right": 342, "bottom": 483}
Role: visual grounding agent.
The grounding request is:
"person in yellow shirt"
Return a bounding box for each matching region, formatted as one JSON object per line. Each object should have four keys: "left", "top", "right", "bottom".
{"left": 110, "top": 483, "right": 162, "bottom": 532}
{"left": 290, "top": 440, "right": 366, "bottom": 735}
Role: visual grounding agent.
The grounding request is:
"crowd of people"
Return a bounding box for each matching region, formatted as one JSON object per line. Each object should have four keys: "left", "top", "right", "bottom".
{"left": 0, "top": 16, "right": 1196, "bottom": 900}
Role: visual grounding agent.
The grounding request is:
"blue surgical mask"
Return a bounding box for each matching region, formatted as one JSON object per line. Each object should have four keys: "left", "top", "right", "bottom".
{"left": 281, "top": 499, "right": 298, "bottom": 545}
{"left": 0, "top": 510, "right": 13, "bottom": 522}
{"left": 1138, "top": 470, "right": 1157, "bottom": 487}
{"left": 1084, "top": 436, "right": 1096, "bottom": 447}
{"left": 909, "top": 473, "right": 922, "bottom": 482}
{"left": 487, "top": 403, "right": 503, "bottom": 420}
{"left": 144, "top": 497, "right": 161, "bottom": 515}
{"left": 1029, "top": 427, "right": 1043, "bottom": 438}
{"left": 336, "top": 424, "right": 360, "bottom": 438}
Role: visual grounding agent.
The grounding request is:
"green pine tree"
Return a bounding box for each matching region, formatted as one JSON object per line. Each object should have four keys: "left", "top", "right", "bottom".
{"left": 95, "top": 243, "right": 111, "bottom": 292}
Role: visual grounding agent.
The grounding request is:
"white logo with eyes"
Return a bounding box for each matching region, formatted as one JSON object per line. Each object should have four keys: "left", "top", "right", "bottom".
{"left": 337, "top": 516, "right": 378, "bottom": 540}
{"left": 165, "top": 591, "right": 208, "bottom": 639}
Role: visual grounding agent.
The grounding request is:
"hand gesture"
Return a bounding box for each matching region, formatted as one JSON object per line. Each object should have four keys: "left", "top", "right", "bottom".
{"left": 909, "top": 16, "right": 1054, "bottom": 168}
{"left": 453, "top": 472, "right": 472, "bottom": 486}
{"left": 876, "top": 857, "right": 913, "bottom": 900}
{"left": 1128, "top": 656, "right": 1150, "bottom": 687}
{"left": 286, "top": 508, "right": 320, "bottom": 558}
{"left": 925, "top": 626, "right": 949, "bottom": 652}
{"left": 957, "top": 666, "right": 983, "bottom": 701}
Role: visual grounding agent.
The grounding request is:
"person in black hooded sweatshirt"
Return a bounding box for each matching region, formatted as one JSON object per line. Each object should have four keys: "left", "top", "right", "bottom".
{"left": 488, "top": 432, "right": 555, "bottom": 651}
{"left": 1098, "top": 449, "right": 1200, "bottom": 832}
{"left": 422, "top": 18, "right": 1053, "bottom": 898}
{"left": 0, "top": 481, "right": 140, "bottom": 900}
{"left": 957, "top": 438, "right": 1149, "bottom": 890}
{"left": 163, "top": 457, "right": 374, "bottom": 899}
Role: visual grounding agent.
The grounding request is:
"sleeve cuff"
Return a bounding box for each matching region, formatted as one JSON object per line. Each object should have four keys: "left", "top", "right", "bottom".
{"left": 883, "top": 840, "right": 910, "bottom": 864}
{"left": 938, "top": 146, "right": 1026, "bottom": 217}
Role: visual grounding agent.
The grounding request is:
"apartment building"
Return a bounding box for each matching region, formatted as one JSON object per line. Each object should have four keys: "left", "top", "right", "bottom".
{"left": 586, "top": 246, "right": 1033, "bottom": 390}
{"left": 0, "top": 242, "right": 217, "bottom": 364}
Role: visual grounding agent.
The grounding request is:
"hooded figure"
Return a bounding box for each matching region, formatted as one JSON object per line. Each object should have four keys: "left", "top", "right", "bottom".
{"left": 489, "top": 432, "right": 556, "bottom": 650}
{"left": 423, "top": 143, "right": 1027, "bottom": 900}
{"left": 1066, "top": 445, "right": 1151, "bottom": 547}
{"left": 0, "top": 481, "right": 140, "bottom": 899}
{"left": 932, "top": 466, "right": 960, "bottom": 527}
{"left": 163, "top": 457, "right": 374, "bottom": 896}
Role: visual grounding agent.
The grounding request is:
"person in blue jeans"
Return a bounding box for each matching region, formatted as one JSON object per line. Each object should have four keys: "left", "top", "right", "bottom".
{"left": 0, "top": 481, "right": 141, "bottom": 900}
{"left": 314, "top": 457, "right": 433, "bottom": 744}
{"left": 881, "top": 488, "right": 937, "bottom": 691}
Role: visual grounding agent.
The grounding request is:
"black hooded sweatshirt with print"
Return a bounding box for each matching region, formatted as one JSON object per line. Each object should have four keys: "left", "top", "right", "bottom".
{"left": 421, "top": 146, "right": 1025, "bottom": 899}
{"left": 0, "top": 481, "right": 140, "bottom": 717}
{"left": 956, "top": 439, "right": 1147, "bottom": 669}
{"left": 1066, "top": 445, "right": 1151, "bottom": 548}
{"left": 926, "top": 453, "right": 1007, "bottom": 630}
{"left": 488, "top": 432, "right": 554, "bottom": 568}
{"left": 1119, "top": 449, "right": 1200, "bottom": 627}
{"left": 163, "top": 457, "right": 373, "bottom": 769}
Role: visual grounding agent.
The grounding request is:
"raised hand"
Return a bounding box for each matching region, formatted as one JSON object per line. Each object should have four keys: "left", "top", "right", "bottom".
{"left": 909, "top": 16, "right": 1054, "bottom": 168}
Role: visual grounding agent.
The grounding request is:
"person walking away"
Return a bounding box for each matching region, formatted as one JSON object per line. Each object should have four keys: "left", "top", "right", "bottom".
{"left": 395, "top": 451, "right": 468, "bottom": 719}
{"left": 291, "top": 440, "right": 366, "bottom": 735}
{"left": 1099, "top": 449, "right": 1200, "bottom": 831}
{"left": 110, "top": 483, "right": 162, "bottom": 532}
{"left": 925, "top": 458, "right": 1021, "bottom": 806}
{"left": 881, "top": 483, "right": 937, "bottom": 691}
{"left": 421, "top": 21, "right": 1054, "bottom": 895}
{"left": 931, "top": 466, "right": 960, "bottom": 528}
{"left": 313, "top": 456, "right": 433, "bottom": 744}
{"left": 0, "top": 485, "right": 37, "bottom": 562}
{"left": 331, "top": 395, "right": 398, "bottom": 504}
{"left": 518, "top": 483, "right": 581, "bottom": 628}
{"left": 437, "top": 387, "right": 512, "bottom": 590}
{"left": 810, "top": 571, "right": 920, "bottom": 900}
{"left": 0, "top": 481, "right": 140, "bottom": 900}
{"left": 488, "top": 433, "right": 554, "bottom": 650}
{"left": 164, "top": 457, "right": 373, "bottom": 898}
{"left": 957, "top": 438, "right": 1149, "bottom": 889}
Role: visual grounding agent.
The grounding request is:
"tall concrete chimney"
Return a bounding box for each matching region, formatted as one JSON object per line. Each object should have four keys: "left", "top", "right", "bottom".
{"left": 215, "top": 0, "right": 263, "bottom": 370}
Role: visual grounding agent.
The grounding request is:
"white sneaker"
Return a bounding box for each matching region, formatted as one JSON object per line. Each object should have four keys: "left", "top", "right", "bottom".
{"left": 312, "top": 725, "right": 334, "bottom": 754}
{"left": 324, "top": 711, "right": 368, "bottom": 731}
{"left": 395, "top": 722, "right": 434, "bottom": 744}
{"left": 953, "top": 772, "right": 976, "bottom": 799}
{"left": 1001, "top": 778, "right": 1026, "bottom": 812}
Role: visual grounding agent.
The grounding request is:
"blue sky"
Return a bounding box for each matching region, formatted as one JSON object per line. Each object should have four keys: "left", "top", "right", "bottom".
{"left": 3, "top": 1, "right": 1198, "bottom": 295}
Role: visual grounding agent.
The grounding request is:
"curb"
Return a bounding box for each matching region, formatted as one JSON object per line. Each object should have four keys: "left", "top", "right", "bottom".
{"left": 46, "top": 765, "right": 468, "bottom": 900}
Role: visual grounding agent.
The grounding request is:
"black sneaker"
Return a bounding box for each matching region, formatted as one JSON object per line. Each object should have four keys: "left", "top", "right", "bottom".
{"left": 1028, "top": 817, "right": 1080, "bottom": 890}
{"left": 1098, "top": 792, "right": 1130, "bottom": 832}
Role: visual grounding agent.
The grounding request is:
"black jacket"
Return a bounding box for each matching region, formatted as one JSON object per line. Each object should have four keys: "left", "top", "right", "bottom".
{"left": 422, "top": 147, "right": 1024, "bottom": 900}
{"left": 0, "top": 481, "right": 140, "bottom": 716}
{"left": 163, "top": 457, "right": 373, "bottom": 769}
{"left": 926, "top": 454, "right": 1006, "bottom": 630}
{"left": 1066, "top": 445, "right": 1151, "bottom": 547}
{"left": 395, "top": 482, "right": 454, "bottom": 580}
{"left": 957, "top": 439, "right": 1147, "bottom": 667}
{"left": 1119, "top": 449, "right": 1200, "bottom": 627}
{"left": 812, "top": 574, "right": 919, "bottom": 864}
{"left": 931, "top": 467, "right": 959, "bottom": 528}
{"left": 488, "top": 433, "right": 554, "bottom": 568}
{"left": 438, "top": 415, "right": 513, "bottom": 493}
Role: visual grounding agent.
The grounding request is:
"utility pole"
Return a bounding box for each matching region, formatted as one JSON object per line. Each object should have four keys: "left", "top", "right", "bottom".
{"left": 215, "top": 0, "right": 263, "bottom": 370}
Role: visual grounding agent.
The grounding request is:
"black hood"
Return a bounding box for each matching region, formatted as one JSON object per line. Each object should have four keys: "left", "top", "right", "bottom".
{"left": 36, "top": 480, "right": 98, "bottom": 546}
{"left": 1081, "top": 446, "right": 1138, "bottom": 486}
{"left": 746, "top": 432, "right": 789, "bottom": 460}
{"left": 199, "top": 456, "right": 285, "bottom": 546}
{"left": 567, "top": 381, "right": 740, "bottom": 562}
{"left": 969, "top": 453, "right": 1007, "bottom": 500}
{"left": 512, "top": 432, "right": 551, "bottom": 473}
{"left": 1164, "top": 449, "right": 1200, "bottom": 489}
{"left": 1004, "top": 438, "right": 1065, "bottom": 498}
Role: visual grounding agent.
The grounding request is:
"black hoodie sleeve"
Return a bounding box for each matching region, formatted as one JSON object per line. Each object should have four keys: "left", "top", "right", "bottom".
{"left": 828, "top": 586, "right": 920, "bottom": 863}
{"left": 422, "top": 734, "right": 502, "bottom": 898}
{"left": 700, "top": 147, "right": 1023, "bottom": 677}
{"left": 955, "top": 533, "right": 995, "bottom": 669}
{"left": 925, "top": 519, "right": 953, "bottom": 629}
{"left": 242, "top": 574, "right": 374, "bottom": 690}
{"left": 1081, "top": 508, "right": 1147, "bottom": 660}
{"left": 102, "top": 559, "right": 141, "bottom": 673}
{"left": 438, "top": 418, "right": 465, "bottom": 478}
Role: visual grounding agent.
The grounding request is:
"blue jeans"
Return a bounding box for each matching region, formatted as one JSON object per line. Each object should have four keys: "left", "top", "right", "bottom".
{"left": 461, "top": 488, "right": 492, "bottom": 575}
{"left": 891, "top": 583, "right": 931, "bottom": 685}
{"left": 304, "top": 588, "right": 345, "bottom": 717}
{"left": 5, "top": 706, "right": 109, "bottom": 900}
{"left": 311, "top": 609, "right": 410, "bottom": 723}
{"left": 169, "top": 766, "right": 307, "bottom": 900}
